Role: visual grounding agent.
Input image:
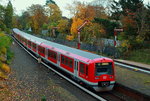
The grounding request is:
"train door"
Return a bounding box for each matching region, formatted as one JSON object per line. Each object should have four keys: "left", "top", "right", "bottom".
{"left": 74, "top": 60, "right": 79, "bottom": 77}
{"left": 57, "top": 53, "right": 60, "bottom": 66}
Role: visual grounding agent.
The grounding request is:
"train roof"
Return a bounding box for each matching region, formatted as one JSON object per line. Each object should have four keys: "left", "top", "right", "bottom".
{"left": 13, "top": 28, "right": 104, "bottom": 60}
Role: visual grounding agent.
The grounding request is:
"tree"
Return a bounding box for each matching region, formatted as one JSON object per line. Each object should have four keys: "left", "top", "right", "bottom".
{"left": 111, "top": 0, "right": 149, "bottom": 50}
{"left": 46, "top": 3, "right": 62, "bottom": 24}
{"left": 0, "top": 4, "right": 5, "bottom": 22}
{"left": 12, "top": 15, "right": 21, "bottom": 29}
{"left": 0, "top": 4, "right": 6, "bottom": 31}
{"left": 4, "top": 1, "right": 13, "bottom": 29}
{"left": 94, "top": 18, "right": 120, "bottom": 38}
{"left": 57, "top": 19, "right": 69, "bottom": 34}
{"left": 69, "top": 2, "right": 95, "bottom": 37}
{"left": 45, "top": 3, "right": 62, "bottom": 36}
{"left": 91, "top": 0, "right": 113, "bottom": 18}
{"left": 111, "top": 0, "right": 143, "bottom": 19}
{"left": 28, "top": 4, "right": 48, "bottom": 34}
{"left": 18, "top": 11, "right": 30, "bottom": 30}
{"left": 145, "top": 4, "right": 150, "bottom": 40}
{"left": 46, "top": 0, "right": 56, "bottom": 5}
{"left": 80, "top": 23, "right": 106, "bottom": 44}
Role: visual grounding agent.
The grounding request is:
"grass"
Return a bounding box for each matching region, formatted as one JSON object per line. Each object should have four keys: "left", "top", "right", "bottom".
{"left": 115, "top": 65, "right": 150, "bottom": 96}
{"left": 126, "top": 49, "right": 150, "bottom": 65}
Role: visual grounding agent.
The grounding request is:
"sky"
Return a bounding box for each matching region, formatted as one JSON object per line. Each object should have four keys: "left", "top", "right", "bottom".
{"left": 1, "top": 0, "right": 149, "bottom": 17}
{"left": 1, "top": 0, "right": 93, "bottom": 17}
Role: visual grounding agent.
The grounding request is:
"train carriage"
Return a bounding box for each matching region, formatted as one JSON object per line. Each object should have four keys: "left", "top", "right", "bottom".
{"left": 12, "top": 28, "right": 115, "bottom": 92}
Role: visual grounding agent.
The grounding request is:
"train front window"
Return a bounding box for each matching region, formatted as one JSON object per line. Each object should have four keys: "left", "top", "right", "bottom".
{"left": 95, "top": 62, "right": 113, "bottom": 76}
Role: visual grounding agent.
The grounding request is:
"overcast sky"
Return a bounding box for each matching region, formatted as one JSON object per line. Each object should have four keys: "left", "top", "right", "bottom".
{"left": 1, "top": 0, "right": 149, "bottom": 17}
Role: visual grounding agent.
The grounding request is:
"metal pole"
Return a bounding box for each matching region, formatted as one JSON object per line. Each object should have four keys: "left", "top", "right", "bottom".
{"left": 77, "top": 20, "right": 88, "bottom": 49}
{"left": 78, "top": 31, "right": 81, "bottom": 49}
{"left": 114, "top": 31, "right": 117, "bottom": 47}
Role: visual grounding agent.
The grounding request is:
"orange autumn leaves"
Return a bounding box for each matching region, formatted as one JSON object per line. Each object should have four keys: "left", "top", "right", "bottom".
{"left": 71, "top": 3, "right": 95, "bottom": 35}
{"left": 69, "top": 2, "right": 106, "bottom": 40}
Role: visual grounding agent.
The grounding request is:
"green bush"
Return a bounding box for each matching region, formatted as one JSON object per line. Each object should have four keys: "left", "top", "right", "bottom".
{"left": 6, "top": 48, "right": 14, "bottom": 64}
{"left": 0, "top": 32, "right": 13, "bottom": 64}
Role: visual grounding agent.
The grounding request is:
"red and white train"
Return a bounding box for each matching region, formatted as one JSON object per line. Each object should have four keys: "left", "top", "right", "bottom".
{"left": 12, "top": 28, "right": 115, "bottom": 92}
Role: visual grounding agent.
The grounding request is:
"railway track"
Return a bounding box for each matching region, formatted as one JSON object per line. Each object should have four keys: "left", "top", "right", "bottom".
{"left": 11, "top": 34, "right": 150, "bottom": 101}
{"left": 114, "top": 60, "right": 150, "bottom": 74}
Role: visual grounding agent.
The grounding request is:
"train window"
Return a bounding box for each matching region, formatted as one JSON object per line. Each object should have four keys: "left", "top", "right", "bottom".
{"left": 53, "top": 52, "right": 57, "bottom": 60}
{"left": 86, "top": 66, "right": 88, "bottom": 75}
{"left": 61, "top": 56, "right": 65, "bottom": 64}
{"left": 23, "top": 37, "right": 25, "bottom": 42}
{"left": 18, "top": 36, "right": 20, "bottom": 40}
{"left": 32, "top": 43, "right": 36, "bottom": 49}
{"left": 61, "top": 55, "right": 73, "bottom": 68}
{"left": 95, "top": 62, "right": 113, "bottom": 76}
{"left": 69, "top": 59, "right": 73, "bottom": 68}
{"left": 48, "top": 50, "right": 51, "bottom": 57}
{"left": 41, "top": 47, "right": 43, "bottom": 53}
{"left": 65, "top": 58, "right": 69, "bottom": 66}
{"left": 38, "top": 46, "right": 45, "bottom": 54}
{"left": 80, "top": 63, "right": 85, "bottom": 74}
{"left": 48, "top": 50, "right": 57, "bottom": 60}
{"left": 20, "top": 36, "right": 22, "bottom": 41}
{"left": 21, "top": 37, "right": 23, "bottom": 41}
{"left": 22, "top": 37, "right": 24, "bottom": 42}
{"left": 28, "top": 41, "right": 31, "bottom": 46}
{"left": 25, "top": 39, "right": 27, "bottom": 44}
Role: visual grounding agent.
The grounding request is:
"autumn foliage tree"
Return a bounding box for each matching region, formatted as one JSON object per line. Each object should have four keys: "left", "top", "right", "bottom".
{"left": 57, "top": 19, "right": 69, "bottom": 34}
{"left": 111, "top": 0, "right": 150, "bottom": 48}
{"left": 47, "top": 4, "right": 62, "bottom": 24}
{"left": 45, "top": 2, "right": 62, "bottom": 37}
{"left": 80, "top": 23, "right": 106, "bottom": 44}
{"left": 28, "top": 4, "right": 48, "bottom": 34}
{"left": 69, "top": 2, "right": 95, "bottom": 38}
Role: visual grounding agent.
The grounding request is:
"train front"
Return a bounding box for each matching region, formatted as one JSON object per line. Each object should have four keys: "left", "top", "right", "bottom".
{"left": 91, "top": 58, "right": 115, "bottom": 92}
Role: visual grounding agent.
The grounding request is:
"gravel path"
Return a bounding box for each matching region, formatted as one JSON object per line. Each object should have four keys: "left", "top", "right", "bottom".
{"left": 5, "top": 41, "right": 98, "bottom": 101}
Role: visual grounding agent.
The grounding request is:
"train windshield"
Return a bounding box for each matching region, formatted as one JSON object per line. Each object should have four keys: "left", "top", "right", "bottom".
{"left": 95, "top": 62, "right": 113, "bottom": 76}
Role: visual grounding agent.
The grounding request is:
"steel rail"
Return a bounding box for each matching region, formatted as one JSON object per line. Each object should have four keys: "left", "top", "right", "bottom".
{"left": 11, "top": 35, "right": 107, "bottom": 101}
{"left": 115, "top": 62, "right": 150, "bottom": 74}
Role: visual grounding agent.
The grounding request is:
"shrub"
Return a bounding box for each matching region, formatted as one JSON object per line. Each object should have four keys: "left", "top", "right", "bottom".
{"left": 7, "top": 48, "right": 14, "bottom": 64}
{"left": 0, "top": 63, "right": 11, "bottom": 73}
{"left": 0, "top": 71, "right": 7, "bottom": 79}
